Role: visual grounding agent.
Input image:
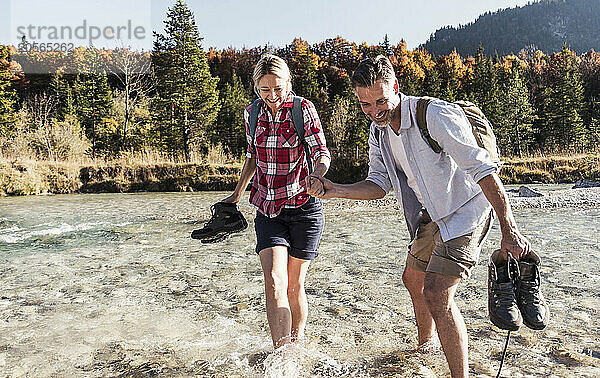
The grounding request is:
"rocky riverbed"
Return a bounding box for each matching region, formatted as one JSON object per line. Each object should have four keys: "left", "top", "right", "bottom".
{"left": 1, "top": 189, "right": 599, "bottom": 377}
{"left": 324, "top": 186, "right": 600, "bottom": 211}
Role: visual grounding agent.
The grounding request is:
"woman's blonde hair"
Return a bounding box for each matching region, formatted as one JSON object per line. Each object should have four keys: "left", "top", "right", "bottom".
{"left": 252, "top": 54, "right": 292, "bottom": 96}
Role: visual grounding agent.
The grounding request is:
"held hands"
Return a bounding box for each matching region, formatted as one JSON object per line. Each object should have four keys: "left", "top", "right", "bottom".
{"left": 306, "top": 173, "right": 336, "bottom": 199}
{"left": 306, "top": 174, "right": 325, "bottom": 197}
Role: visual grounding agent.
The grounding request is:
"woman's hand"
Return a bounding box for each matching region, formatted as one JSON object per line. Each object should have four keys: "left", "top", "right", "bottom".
{"left": 306, "top": 174, "right": 325, "bottom": 197}
{"left": 221, "top": 193, "right": 240, "bottom": 204}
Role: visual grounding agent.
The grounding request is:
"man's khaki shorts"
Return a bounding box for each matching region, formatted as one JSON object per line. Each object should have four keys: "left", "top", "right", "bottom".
{"left": 406, "top": 211, "right": 493, "bottom": 279}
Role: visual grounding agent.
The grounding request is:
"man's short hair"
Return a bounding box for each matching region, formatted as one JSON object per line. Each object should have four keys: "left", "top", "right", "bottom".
{"left": 351, "top": 55, "right": 396, "bottom": 89}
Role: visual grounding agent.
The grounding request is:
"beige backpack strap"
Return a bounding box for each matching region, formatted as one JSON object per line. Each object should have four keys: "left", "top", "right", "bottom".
{"left": 415, "top": 97, "right": 441, "bottom": 153}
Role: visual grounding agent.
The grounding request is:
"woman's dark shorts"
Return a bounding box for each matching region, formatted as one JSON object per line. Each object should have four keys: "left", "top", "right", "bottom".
{"left": 254, "top": 199, "right": 324, "bottom": 260}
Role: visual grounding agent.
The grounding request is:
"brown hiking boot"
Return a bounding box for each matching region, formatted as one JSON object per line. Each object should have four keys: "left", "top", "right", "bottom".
{"left": 488, "top": 249, "right": 522, "bottom": 331}
{"left": 516, "top": 251, "right": 550, "bottom": 330}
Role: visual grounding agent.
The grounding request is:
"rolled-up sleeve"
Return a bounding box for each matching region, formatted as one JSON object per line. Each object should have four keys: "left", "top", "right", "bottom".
{"left": 427, "top": 101, "right": 498, "bottom": 183}
{"left": 365, "top": 124, "right": 392, "bottom": 193}
{"left": 301, "top": 100, "right": 331, "bottom": 163}
{"left": 244, "top": 106, "right": 255, "bottom": 159}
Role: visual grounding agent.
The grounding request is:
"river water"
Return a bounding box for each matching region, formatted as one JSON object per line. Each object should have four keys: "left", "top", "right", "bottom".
{"left": 1, "top": 189, "right": 599, "bottom": 377}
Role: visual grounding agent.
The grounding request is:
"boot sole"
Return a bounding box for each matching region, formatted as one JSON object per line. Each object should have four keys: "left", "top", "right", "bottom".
{"left": 191, "top": 221, "right": 248, "bottom": 240}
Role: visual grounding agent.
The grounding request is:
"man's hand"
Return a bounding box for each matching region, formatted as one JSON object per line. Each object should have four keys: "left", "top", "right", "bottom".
{"left": 309, "top": 174, "right": 340, "bottom": 199}
{"left": 478, "top": 173, "right": 531, "bottom": 260}
{"left": 501, "top": 228, "right": 531, "bottom": 260}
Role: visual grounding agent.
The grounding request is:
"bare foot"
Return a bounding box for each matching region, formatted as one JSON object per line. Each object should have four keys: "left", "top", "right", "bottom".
{"left": 417, "top": 337, "right": 441, "bottom": 354}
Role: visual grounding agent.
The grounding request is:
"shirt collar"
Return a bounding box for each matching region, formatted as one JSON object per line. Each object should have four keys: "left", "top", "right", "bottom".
{"left": 400, "top": 93, "right": 411, "bottom": 130}
{"left": 282, "top": 92, "right": 294, "bottom": 108}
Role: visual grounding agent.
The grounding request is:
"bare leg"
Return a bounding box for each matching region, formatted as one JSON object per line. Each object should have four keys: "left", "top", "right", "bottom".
{"left": 423, "top": 272, "right": 468, "bottom": 378}
{"left": 402, "top": 266, "right": 436, "bottom": 346}
{"left": 286, "top": 255, "right": 311, "bottom": 341}
{"left": 259, "top": 246, "right": 292, "bottom": 348}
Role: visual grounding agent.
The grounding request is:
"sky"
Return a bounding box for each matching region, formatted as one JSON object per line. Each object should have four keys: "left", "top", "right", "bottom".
{"left": 2, "top": 0, "right": 533, "bottom": 51}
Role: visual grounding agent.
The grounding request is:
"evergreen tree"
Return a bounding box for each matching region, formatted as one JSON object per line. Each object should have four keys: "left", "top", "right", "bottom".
{"left": 216, "top": 71, "right": 249, "bottom": 155}
{"left": 422, "top": 65, "right": 442, "bottom": 98}
{"left": 464, "top": 45, "right": 501, "bottom": 124}
{"left": 482, "top": 56, "right": 502, "bottom": 125}
{"left": 380, "top": 34, "right": 392, "bottom": 56}
{"left": 50, "top": 73, "right": 75, "bottom": 120}
{"left": 152, "top": 0, "right": 220, "bottom": 159}
{"left": 580, "top": 51, "right": 600, "bottom": 149}
{"left": 537, "top": 45, "right": 586, "bottom": 151}
{"left": 0, "top": 46, "right": 17, "bottom": 138}
{"left": 72, "top": 48, "right": 113, "bottom": 157}
{"left": 495, "top": 62, "right": 536, "bottom": 156}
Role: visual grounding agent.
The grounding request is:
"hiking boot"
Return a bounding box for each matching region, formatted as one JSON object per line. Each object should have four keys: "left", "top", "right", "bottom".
{"left": 191, "top": 202, "right": 248, "bottom": 243}
{"left": 488, "top": 249, "right": 522, "bottom": 331}
{"left": 516, "top": 251, "right": 550, "bottom": 330}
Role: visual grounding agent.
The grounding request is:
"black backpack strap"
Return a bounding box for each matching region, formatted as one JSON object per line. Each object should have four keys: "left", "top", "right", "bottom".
{"left": 248, "top": 98, "right": 261, "bottom": 145}
{"left": 291, "top": 96, "right": 313, "bottom": 172}
{"left": 416, "top": 97, "right": 442, "bottom": 153}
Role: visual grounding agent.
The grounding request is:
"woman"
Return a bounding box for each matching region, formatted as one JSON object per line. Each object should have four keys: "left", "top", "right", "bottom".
{"left": 222, "top": 54, "right": 330, "bottom": 349}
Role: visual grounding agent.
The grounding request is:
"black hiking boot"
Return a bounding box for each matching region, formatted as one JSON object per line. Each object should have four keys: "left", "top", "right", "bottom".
{"left": 516, "top": 251, "right": 550, "bottom": 330}
{"left": 488, "top": 249, "right": 522, "bottom": 331}
{"left": 191, "top": 202, "right": 248, "bottom": 243}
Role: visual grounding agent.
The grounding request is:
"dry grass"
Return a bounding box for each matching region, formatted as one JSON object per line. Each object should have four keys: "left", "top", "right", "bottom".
{"left": 2, "top": 151, "right": 598, "bottom": 196}
{"left": 0, "top": 145, "right": 243, "bottom": 196}
{"left": 499, "top": 153, "right": 600, "bottom": 184}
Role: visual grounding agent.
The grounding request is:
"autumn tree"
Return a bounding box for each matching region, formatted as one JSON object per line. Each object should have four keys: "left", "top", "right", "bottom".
{"left": 434, "top": 50, "right": 467, "bottom": 101}
{"left": 287, "top": 39, "right": 320, "bottom": 105}
{"left": 109, "top": 48, "right": 153, "bottom": 151}
{"left": 0, "top": 46, "right": 17, "bottom": 138}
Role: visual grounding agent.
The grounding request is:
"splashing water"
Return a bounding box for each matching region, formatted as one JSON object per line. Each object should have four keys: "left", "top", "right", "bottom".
{"left": 0, "top": 188, "right": 599, "bottom": 377}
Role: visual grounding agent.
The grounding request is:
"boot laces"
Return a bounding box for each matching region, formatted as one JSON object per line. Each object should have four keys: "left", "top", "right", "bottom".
{"left": 519, "top": 281, "right": 541, "bottom": 305}
{"left": 204, "top": 205, "right": 224, "bottom": 228}
{"left": 493, "top": 282, "right": 517, "bottom": 307}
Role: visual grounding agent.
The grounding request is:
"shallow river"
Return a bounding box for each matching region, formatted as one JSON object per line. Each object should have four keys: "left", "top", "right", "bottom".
{"left": 1, "top": 189, "right": 599, "bottom": 377}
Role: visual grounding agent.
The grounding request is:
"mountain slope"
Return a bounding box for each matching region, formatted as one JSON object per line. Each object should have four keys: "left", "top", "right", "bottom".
{"left": 420, "top": 0, "right": 600, "bottom": 56}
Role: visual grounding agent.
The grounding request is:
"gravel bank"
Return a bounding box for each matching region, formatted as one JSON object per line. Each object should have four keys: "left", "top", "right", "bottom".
{"left": 323, "top": 187, "right": 600, "bottom": 211}
{"left": 507, "top": 186, "right": 600, "bottom": 209}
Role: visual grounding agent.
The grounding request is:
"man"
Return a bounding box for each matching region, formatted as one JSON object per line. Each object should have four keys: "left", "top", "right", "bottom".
{"left": 308, "top": 56, "right": 530, "bottom": 378}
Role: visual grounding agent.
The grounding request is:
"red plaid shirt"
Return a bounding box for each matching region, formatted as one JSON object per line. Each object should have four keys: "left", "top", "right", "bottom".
{"left": 245, "top": 94, "right": 330, "bottom": 217}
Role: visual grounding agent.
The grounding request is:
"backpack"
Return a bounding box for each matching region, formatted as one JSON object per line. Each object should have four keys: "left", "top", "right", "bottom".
{"left": 415, "top": 97, "right": 502, "bottom": 168}
{"left": 248, "top": 96, "right": 313, "bottom": 171}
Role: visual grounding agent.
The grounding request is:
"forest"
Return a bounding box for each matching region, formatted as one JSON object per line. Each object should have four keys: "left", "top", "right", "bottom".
{"left": 422, "top": 0, "right": 600, "bottom": 56}
{"left": 1, "top": 0, "right": 599, "bottom": 180}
